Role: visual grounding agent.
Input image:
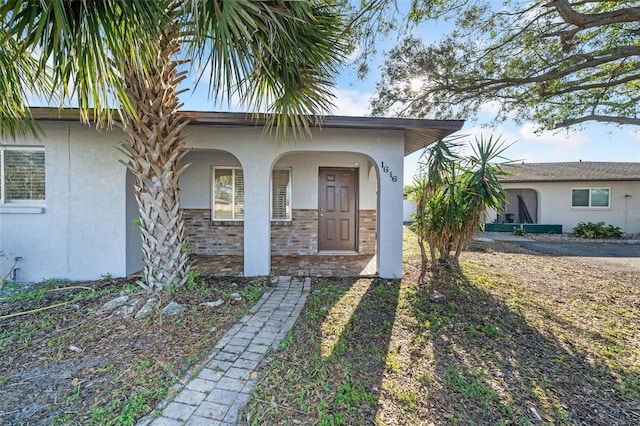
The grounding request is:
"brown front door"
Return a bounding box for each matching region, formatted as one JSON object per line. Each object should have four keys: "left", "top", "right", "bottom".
{"left": 318, "top": 168, "right": 358, "bottom": 251}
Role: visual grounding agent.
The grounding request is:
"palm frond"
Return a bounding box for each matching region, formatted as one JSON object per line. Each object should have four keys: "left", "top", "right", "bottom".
{"left": 186, "top": 0, "right": 348, "bottom": 141}
{"left": 0, "top": 31, "right": 48, "bottom": 138}
{"left": 0, "top": 0, "right": 169, "bottom": 128}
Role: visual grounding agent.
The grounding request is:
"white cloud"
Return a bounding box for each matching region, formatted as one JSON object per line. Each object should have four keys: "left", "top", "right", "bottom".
{"left": 477, "top": 101, "right": 503, "bottom": 117}
{"left": 519, "top": 122, "right": 589, "bottom": 145}
{"left": 462, "top": 125, "right": 519, "bottom": 144}
{"left": 330, "top": 88, "right": 373, "bottom": 116}
{"left": 454, "top": 125, "right": 520, "bottom": 158}
{"left": 626, "top": 128, "right": 640, "bottom": 143}
{"left": 517, "top": 122, "right": 590, "bottom": 158}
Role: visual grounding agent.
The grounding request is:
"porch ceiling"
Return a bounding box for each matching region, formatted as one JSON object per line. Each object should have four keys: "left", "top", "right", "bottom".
{"left": 29, "top": 108, "right": 464, "bottom": 157}
{"left": 404, "top": 128, "right": 461, "bottom": 156}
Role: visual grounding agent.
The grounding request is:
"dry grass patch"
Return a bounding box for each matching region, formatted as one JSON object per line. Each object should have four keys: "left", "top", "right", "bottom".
{"left": 241, "top": 229, "right": 639, "bottom": 425}
{"left": 0, "top": 275, "right": 269, "bottom": 425}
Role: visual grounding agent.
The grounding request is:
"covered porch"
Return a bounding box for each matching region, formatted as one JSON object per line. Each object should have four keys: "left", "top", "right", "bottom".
{"left": 174, "top": 113, "right": 464, "bottom": 280}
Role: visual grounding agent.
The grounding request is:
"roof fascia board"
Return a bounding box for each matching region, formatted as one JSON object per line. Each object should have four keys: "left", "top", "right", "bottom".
{"left": 29, "top": 107, "right": 464, "bottom": 132}
{"left": 503, "top": 178, "right": 640, "bottom": 183}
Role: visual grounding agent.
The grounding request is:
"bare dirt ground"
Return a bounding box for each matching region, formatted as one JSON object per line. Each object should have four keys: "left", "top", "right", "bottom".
{"left": 0, "top": 276, "right": 269, "bottom": 425}
{"left": 480, "top": 231, "right": 640, "bottom": 273}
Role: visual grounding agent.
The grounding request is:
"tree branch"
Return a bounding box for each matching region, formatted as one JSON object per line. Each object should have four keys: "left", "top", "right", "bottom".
{"left": 547, "top": 0, "right": 640, "bottom": 29}
{"left": 554, "top": 114, "right": 640, "bottom": 128}
{"left": 459, "top": 45, "right": 640, "bottom": 92}
{"left": 371, "top": 0, "right": 640, "bottom": 130}
{"left": 543, "top": 73, "right": 640, "bottom": 97}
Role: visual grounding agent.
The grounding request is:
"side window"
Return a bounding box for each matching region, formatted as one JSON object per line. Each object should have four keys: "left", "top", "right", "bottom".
{"left": 571, "top": 189, "right": 589, "bottom": 207}
{"left": 271, "top": 169, "right": 291, "bottom": 220}
{"left": 1, "top": 147, "right": 45, "bottom": 203}
{"left": 571, "top": 188, "right": 609, "bottom": 208}
{"left": 212, "top": 167, "right": 244, "bottom": 220}
{"left": 590, "top": 189, "right": 609, "bottom": 207}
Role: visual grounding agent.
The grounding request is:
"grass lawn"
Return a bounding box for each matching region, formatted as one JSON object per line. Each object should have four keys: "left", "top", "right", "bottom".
{"left": 1, "top": 227, "right": 638, "bottom": 425}
{"left": 241, "top": 228, "right": 639, "bottom": 425}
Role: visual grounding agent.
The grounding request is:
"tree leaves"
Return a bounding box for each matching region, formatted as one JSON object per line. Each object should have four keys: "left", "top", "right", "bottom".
{"left": 365, "top": 0, "right": 640, "bottom": 130}
{"left": 1, "top": 0, "right": 348, "bottom": 141}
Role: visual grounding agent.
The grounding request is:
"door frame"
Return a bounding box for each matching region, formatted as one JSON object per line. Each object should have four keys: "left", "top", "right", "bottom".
{"left": 317, "top": 167, "right": 359, "bottom": 252}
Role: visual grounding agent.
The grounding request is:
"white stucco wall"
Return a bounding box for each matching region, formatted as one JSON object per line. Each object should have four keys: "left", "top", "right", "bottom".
{"left": 0, "top": 122, "right": 129, "bottom": 282}
{"left": 180, "top": 151, "right": 241, "bottom": 209}
{"left": 503, "top": 181, "right": 640, "bottom": 234}
{"left": 1, "top": 122, "right": 408, "bottom": 282}
{"left": 273, "top": 152, "right": 378, "bottom": 210}
{"left": 125, "top": 170, "right": 144, "bottom": 275}
{"left": 181, "top": 150, "right": 377, "bottom": 210}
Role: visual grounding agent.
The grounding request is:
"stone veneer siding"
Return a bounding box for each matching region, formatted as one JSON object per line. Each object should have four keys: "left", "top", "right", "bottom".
{"left": 183, "top": 209, "right": 244, "bottom": 255}
{"left": 358, "top": 209, "right": 377, "bottom": 255}
{"left": 183, "top": 208, "right": 377, "bottom": 257}
{"left": 271, "top": 209, "right": 376, "bottom": 256}
{"left": 271, "top": 209, "right": 318, "bottom": 256}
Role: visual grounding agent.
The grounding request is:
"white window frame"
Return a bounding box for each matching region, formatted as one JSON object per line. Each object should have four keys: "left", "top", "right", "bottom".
{"left": 571, "top": 187, "right": 610, "bottom": 208}
{"left": 0, "top": 146, "right": 45, "bottom": 205}
{"left": 211, "top": 166, "right": 244, "bottom": 221}
{"left": 271, "top": 168, "right": 292, "bottom": 221}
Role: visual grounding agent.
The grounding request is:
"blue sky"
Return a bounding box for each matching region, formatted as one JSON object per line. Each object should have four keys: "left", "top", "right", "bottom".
{"left": 183, "top": 69, "right": 640, "bottom": 185}
{"left": 180, "top": 2, "right": 640, "bottom": 185}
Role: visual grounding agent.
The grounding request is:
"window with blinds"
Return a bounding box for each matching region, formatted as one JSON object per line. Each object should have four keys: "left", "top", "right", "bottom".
{"left": 212, "top": 167, "right": 244, "bottom": 220}
{"left": 272, "top": 169, "right": 291, "bottom": 220}
{"left": 571, "top": 188, "right": 610, "bottom": 208}
{"left": 1, "top": 148, "right": 45, "bottom": 202}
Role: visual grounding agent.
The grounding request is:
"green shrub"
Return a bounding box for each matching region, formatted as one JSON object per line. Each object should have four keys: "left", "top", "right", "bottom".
{"left": 512, "top": 228, "right": 526, "bottom": 236}
{"left": 572, "top": 221, "right": 623, "bottom": 239}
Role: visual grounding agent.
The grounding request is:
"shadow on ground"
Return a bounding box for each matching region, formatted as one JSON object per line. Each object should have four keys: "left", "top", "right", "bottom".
{"left": 470, "top": 238, "right": 640, "bottom": 273}
{"left": 241, "top": 277, "right": 400, "bottom": 425}
{"left": 241, "top": 259, "right": 638, "bottom": 425}
{"left": 400, "top": 268, "right": 638, "bottom": 425}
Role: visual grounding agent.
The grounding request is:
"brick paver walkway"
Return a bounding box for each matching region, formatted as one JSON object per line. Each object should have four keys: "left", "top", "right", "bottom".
{"left": 137, "top": 276, "right": 310, "bottom": 426}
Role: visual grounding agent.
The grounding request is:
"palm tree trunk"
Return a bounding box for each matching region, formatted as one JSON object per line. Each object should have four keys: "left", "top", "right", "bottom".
{"left": 425, "top": 233, "right": 437, "bottom": 266}
{"left": 119, "top": 31, "right": 191, "bottom": 292}
{"left": 417, "top": 236, "right": 429, "bottom": 286}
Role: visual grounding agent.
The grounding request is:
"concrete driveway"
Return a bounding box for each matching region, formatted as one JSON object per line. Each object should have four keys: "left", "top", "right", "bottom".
{"left": 478, "top": 232, "right": 640, "bottom": 273}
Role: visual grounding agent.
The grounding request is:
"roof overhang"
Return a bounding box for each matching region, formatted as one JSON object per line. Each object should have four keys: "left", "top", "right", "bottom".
{"left": 500, "top": 162, "right": 640, "bottom": 183}
{"left": 503, "top": 178, "right": 640, "bottom": 183}
{"left": 29, "top": 107, "right": 464, "bottom": 157}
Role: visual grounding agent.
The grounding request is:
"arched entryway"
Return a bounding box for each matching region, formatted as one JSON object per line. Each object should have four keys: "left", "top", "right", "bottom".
{"left": 502, "top": 188, "right": 539, "bottom": 224}
{"left": 268, "top": 151, "right": 379, "bottom": 276}
{"left": 179, "top": 149, "right": 245, "bottom": 275}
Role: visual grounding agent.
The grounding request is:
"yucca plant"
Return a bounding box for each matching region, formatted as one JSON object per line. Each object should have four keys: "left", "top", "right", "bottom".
{"left": 411, "top": 135, "right": 510, "bottom": 280}
{"left": 451, "top": 136, "right": 510, "bottom": 263}
{"left": 409, "top": 137, "right": 461, "bottom": 284}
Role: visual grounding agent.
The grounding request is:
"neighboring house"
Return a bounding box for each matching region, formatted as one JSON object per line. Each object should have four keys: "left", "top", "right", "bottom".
{"left": 489, "top": 162, "right": 640, "bottom": 235}
{"left": 0, "top": 107, "right": 463, "bottom": 282}
{"left": 402, "top": 199, "right": 416, "bottom": 224}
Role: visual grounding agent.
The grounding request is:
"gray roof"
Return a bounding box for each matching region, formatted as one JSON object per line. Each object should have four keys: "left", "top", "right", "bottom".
{"left": 500, "top": 162, "right": 640, "bottom": 182}
{"left": 29, "top": 107, "right": 464, "bottom": 156}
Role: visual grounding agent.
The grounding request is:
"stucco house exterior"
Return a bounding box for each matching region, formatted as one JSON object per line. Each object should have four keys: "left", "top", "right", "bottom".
{"left": 489, "top": 162, "right": 640, "bottom": 235}
{"left": 0, "top": 107, "right": 463, "bottom": 283}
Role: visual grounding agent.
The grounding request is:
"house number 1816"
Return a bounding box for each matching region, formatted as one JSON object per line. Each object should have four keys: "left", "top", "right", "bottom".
{"left": 381, "top": 161, "right": 398, "bottom": 182}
